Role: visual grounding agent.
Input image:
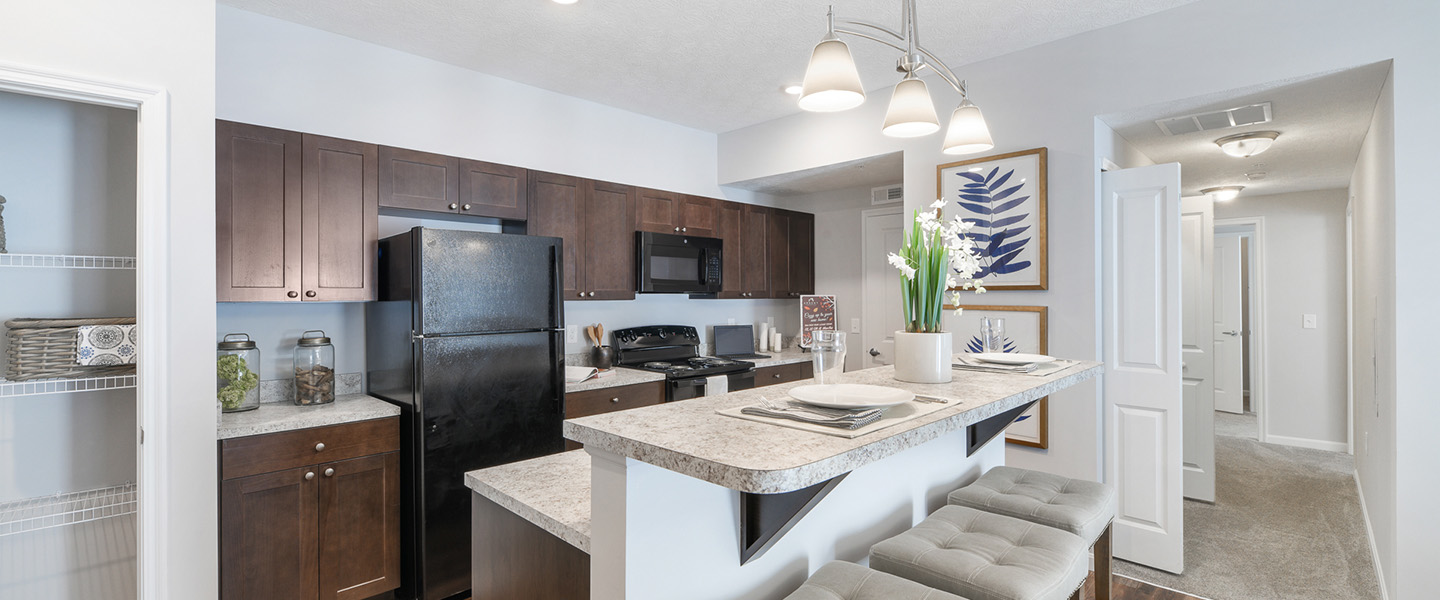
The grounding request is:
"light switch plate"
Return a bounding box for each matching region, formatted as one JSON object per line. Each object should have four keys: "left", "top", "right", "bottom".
{"left": 1303, "top": 314, "right": 1317, "bottom": 329}
{"left": 851, "top": 318, "right": 862, "bottom": 334}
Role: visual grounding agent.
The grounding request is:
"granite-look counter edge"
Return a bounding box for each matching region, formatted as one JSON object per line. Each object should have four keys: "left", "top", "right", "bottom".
{"left": 465, "top": 450, "right": 592, "bottom": 553}
{"left": 564, "top": 368, "right": 666, "bottom": 394}
{"left": 564, "top": 362, "right": 1102, "bottom": 494}
{"left": 217, "top": 393, "right": 400, "bottom": 440}
{"left": 746, "top": 348, "right": 812, "bottom": 369}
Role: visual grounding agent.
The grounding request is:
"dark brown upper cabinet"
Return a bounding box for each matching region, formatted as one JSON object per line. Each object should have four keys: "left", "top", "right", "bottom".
{"left": 768, "top": 209, "right": 793, "bottom": 299}
{"left": 217, "top": 120, "right": 304, "bottom": 302}
{"left": 635, "top": 188, "right": 681, "bottom": 234}
{"left": 527, "top": 172, "right": 585, "bottom": 299}
{"left": 741, "top": 204, "right": 771, "bottom": 298}
{"left": 526, "top": 173, "right": 636, "bottom": 301}
{"left": 459, "top": 159, "right": 527, "bottom": 220}
{"left": 678, "top": 195, "right": 718, "bottom": 237}
{"left": 301, "top": 134, "right": 379, "bottom": 302}
{"left": 377, "top": 146, "right": 458, "bottom": 213}
{"left": 715, "top": 201, "right": 745, "bottom": 299}
{"left": 788, "top": 211, "right": 815, "bottom": 296}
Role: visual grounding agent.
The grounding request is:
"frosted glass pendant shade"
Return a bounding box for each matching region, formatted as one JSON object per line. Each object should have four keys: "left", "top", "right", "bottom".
{"left": 941, "top": 99, "right": 994, "bottom": 155}
{"left": 798, "top": 37, "right": 866, "bottom": 112}
{"left": 882, "top": 77, "right": 940, "bottom": 137}
{"left": 1216, "top": 131, "right": 1279, "bottom": 158}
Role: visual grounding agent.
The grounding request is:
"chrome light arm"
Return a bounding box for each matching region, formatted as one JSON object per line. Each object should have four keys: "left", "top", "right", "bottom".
{"left": 830, "top": 2, "right": 970, "bottom": 98}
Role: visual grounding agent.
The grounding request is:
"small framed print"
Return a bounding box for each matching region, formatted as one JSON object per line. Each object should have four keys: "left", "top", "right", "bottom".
{"left": 944, "top": 304, "right": 1049, "bottom": 448}
{"left": 937, "top": 147, "right": 1048, "bottom": 290}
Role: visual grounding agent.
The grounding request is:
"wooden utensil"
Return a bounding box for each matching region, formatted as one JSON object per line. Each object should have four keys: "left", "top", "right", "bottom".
{"left": 596, "top": 324, "right": 604, "bottom": 347}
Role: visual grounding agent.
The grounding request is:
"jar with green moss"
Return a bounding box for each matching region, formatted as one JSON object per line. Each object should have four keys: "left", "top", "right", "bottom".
{"left": 218, "top": 333, "right": 261, "bottom": 413}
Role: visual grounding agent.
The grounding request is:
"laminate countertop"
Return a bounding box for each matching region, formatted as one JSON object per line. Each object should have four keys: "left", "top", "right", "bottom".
{"left": 465, "top": 450, "right": 592, "bottom": 552}
{"left": 217, "top": 394, "right": 400, "bottom": 440}
{"left": 564, "top": 368, "right": 665, "bottom": 394}
{"left": 564, "top": 361, "right": 1102, "bottom": 494}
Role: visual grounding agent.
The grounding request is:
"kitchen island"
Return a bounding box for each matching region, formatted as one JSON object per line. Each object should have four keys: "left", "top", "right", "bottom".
{"left": 468, "top": 360, "right": 1102, "bottom": 600}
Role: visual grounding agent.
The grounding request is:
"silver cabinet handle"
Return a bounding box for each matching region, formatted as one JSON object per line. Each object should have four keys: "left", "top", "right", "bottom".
{"left": 305, "top": 472, "right": 315, "bottom": 481}
{"left": 462, "top": 204, "right": 471, "bottom": 211}
{"left": 315, "top": 442, "right": 325, "bottom": 452}
{"left": 610, "top": 397, "right": 619, "bottom": 403}
{"left": 449, "top": 203, "right": 459, "bottom": 210}
{"left": 324, "top": 468, "right": 335, "bottom": 477}
{"left": 773, "top": 374, "right": 782, "bottom": 379}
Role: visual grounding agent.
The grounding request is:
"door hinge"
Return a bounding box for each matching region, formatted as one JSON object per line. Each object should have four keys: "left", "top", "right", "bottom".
{"left": 139, "top": 427, "right": 145, "bottom": 445}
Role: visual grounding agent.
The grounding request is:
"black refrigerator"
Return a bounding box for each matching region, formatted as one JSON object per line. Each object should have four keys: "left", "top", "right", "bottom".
{"left": 366, "top": 227, "right": 566, "bottom": 600}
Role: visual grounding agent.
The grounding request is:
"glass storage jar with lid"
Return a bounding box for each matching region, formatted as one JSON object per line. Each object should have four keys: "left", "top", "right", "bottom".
{"left": 217, "top": 333, "right": 260, "bottom": 413}
{"left": 294, "top": 330, "right": 336, "bottom": 405}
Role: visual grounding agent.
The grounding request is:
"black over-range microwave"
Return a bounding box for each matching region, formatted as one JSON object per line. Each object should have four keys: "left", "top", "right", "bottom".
{"left": 635, "top": 231, "right": 723, "bottom": 294}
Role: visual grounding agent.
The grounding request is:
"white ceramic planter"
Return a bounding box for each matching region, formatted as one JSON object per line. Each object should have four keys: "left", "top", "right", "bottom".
{"left": 892, "top": 330, "right": 953, "bottom": 383}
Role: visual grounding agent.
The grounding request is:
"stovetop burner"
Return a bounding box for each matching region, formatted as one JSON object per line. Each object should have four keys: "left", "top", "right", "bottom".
{"left": 612, "top": 325, "right": 755, "bottom": 380}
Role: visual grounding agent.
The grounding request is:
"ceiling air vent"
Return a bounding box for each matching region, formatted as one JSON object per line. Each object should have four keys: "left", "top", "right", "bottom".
{"left": 1155, "top": 102, "right": 1273, "bottom": 136}
{"left": 872, "top": 184, "right": 903, "bottom": 205}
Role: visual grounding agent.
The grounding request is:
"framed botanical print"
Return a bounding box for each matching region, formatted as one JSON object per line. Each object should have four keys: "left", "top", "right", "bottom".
{"left": 943, "top": 304, "right": 1049, "bottom": 448}
{"left": 936, "top": 147, "right": 1048, "bottom": 290}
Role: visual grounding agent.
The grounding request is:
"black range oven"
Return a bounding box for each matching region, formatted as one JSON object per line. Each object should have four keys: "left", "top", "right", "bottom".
{"left": 611, "top": 325, "right": 755, "bottom": 402}
{"left": 636, "top": 231, "right": 723, "bottom": 294}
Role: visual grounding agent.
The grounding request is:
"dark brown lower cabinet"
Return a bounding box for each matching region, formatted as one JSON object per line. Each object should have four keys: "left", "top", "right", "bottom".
{"left": 472, "top": 495, "right": 589, "bottom": 600}
{"left": 221, "top": 419, "right": 401, "bottom": 600}
{"left": 755, "top": 362, "right": 813, "bottom": 387}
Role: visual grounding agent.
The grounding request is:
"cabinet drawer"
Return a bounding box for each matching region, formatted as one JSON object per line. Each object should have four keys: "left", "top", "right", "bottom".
{"left": 755, "top": 362, "right": 813, "bottom": 387}
{"left": 222, "top": 417, "right": 400, "bottom": 481}
{"left": 565, "top": 381, "right": 664, "bottom": 420}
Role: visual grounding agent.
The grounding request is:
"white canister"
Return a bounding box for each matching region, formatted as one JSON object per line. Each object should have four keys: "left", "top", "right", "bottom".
{"left": 758, "top": 322, "right": 770, "bottom": 352}
{"left": 772, "top": 331, "right": 783, "bottom": 351}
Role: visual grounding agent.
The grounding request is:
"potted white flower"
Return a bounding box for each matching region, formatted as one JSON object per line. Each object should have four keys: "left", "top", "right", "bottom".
{"left": 886, "top": 200, "right": 985, "bottom": 383}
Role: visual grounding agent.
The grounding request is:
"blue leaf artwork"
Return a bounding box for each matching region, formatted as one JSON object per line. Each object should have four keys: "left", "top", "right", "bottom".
{"left": 965, "top": 335, "right": 1017, "bottom": 354}
{"left": 952, "top": 166, "right": 1033, "bottom": 278}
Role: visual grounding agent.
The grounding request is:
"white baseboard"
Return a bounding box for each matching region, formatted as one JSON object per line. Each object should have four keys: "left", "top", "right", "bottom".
{"left": 1353, "top": 472, "right": 1390, "bottom": 600}
{"left": 1264, "top": 433, "right": 1347, "bottom": 453}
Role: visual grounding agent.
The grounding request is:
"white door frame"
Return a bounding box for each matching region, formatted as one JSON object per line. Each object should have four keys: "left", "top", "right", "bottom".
{"left": 1345, "top": 198, "right": 1355, "bottom": 454}
{"left": 1215, "top": 218, "right": 1266, "bottom": 443}
{"left": 0, "top": 62, "right": 172, "bottom": 599}
{"left": 861, "top": 206, "right": 903, "bottom": 368}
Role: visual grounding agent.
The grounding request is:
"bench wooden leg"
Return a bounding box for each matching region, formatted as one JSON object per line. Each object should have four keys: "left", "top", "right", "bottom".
{"left": 1070, "top": 587, "right": 1082, "bottom": 600}
{"left": 1095, "top": 522, "right": 1113, "bottom": 600}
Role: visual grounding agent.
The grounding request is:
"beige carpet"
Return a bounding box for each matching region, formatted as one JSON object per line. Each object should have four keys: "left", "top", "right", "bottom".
{"left": 1114, "top": 413, "right": 1380, "bottom": 599}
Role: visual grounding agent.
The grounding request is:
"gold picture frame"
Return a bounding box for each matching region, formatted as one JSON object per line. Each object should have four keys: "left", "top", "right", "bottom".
{"left": 944, "top": 304, "right": 1049, "bottom": 448}
{"left": 937, "top": 147, "right": 1048, "bottom": 290}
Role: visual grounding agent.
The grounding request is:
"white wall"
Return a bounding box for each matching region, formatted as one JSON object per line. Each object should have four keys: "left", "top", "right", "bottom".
{"left": 215, "top": 6, "right": 799, "bottom": 366}
{"left": 0, "top": 1, "right": 217, "bottom": 597}
{"left": 1215, "top": 189, "right": 1349, "bottom": 448}
{"left": 718, "top": 1, "right": 1438, "bottom": 594}
{"left": 0, "top": 92, "right": 138, "bottom": 502}
{"left": 1351, "top": 68, "right": 1397, "bottom": 597}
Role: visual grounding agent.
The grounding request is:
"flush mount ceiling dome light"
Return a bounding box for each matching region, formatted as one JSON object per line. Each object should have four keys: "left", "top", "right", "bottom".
{"left": 797, "top": 1, "right": 995, "bottom": 154}
{"left": 1215, "top": 131, "right": 1279, "bottom": 158}
{"left": 1201, "top": 186, "right": 1245, "bottom": 202}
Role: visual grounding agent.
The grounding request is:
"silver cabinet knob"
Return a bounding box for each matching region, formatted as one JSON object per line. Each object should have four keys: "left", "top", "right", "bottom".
{"left": 315, "top": 442, "right": 325, "bottom": 452}
{"left": 305, "top": 471, "right": 315, "bottom": 481}
{"left": 589, "top": 292, "right": 596, "bottom": 297}
{"left": 324, "top": 468, "right": 335, "bottom": 477}
{"left": 578, "top": 292, "right": 585, "bottom": 297}
{"left": 610, "top": 397, "right": 619, "bottom": 403}
{"left": 674, "top": 226, "right": 681, "bottom": 232}
{"left": 681, "top": 227, "right": 688, "bottom": 233}
{"left": 305, "top": 290, "right": 317, "bottom": 298}
{"left": 449, "top": 203, "right": 459, "bottom": 210}
{"left": 773, "top": 374, "right": 782, "bottom": 379}
{"left": 287, "top": 291, "right": 299, "bottom": 298}
{"left": 462, "top": 204, "right": 472, "bottom": 211}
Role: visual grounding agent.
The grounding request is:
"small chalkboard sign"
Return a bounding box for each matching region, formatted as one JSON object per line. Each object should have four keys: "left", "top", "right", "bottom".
{"left": 799, "top": 295, "right": 837, "bottom": 348}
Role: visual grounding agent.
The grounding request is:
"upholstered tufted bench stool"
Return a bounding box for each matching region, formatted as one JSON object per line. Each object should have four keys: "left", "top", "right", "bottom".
{"left": 947, "top": 467, "right": 1117, "bottom": 600}
{"left": 784, "top": 561, "right": 972, "bottom": 600}
{"left": 869, "top": 505, "right": 1088, "bottom": 600}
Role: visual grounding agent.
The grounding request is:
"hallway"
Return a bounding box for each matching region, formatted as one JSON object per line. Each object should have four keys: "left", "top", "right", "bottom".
{"left": 1114, "top": 412, "right": 1381, "bottom": 599}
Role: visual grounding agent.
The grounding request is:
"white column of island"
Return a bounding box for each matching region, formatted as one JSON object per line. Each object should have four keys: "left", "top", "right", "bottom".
{"left": 466, "top": 360, "right": 1102, "bottom": 600}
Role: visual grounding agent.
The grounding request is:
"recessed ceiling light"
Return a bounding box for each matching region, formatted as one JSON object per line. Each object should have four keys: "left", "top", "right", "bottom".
{"left": 783, "top": 84, "right": 803, "bottom": 95}
{"left": 1215, "top": 131, "right": 1279, "bottom": 158}
{"left": 1201, "top": 186, "right": 1245, "bottom": 202}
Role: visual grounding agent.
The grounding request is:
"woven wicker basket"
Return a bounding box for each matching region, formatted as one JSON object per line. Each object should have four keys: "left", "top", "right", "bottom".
{"left": 4, "top": 317, "right": 137, "bottom": 381}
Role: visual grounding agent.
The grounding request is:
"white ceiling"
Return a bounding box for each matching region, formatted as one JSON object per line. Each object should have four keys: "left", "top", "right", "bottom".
{"left": 1101, "top": 62, "right": 1390, "bottom": 198}
{"left": 727, "top": 152, "right": 903, "bottom": 197}
{"left": 219, "top": 0, "right": 1198, "bottom": 133}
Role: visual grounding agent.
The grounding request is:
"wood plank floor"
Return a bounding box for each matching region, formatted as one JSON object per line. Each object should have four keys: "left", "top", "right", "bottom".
{"left": 1083, "top": 572, "right": 1208, "bottom": 600}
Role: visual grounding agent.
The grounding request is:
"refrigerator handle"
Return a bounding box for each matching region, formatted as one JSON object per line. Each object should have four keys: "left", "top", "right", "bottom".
{"left": 551, "top": 243, "right": 564, "bottom": 330}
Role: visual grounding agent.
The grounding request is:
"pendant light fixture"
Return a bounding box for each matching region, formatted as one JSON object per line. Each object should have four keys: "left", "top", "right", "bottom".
{"left": 797, "top": 1, "right": 995, "bottom": 154}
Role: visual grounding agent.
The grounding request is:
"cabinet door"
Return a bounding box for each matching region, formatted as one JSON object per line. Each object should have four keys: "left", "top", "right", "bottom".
{"left": 216, "top": 121, "right": 303, "bottom": 302}
{"left": 221, "top": 466, "right": 318, "bottom": 600}
{"left": 635, "top": 188, "right": 682, "bottom": 234}
{"left": 715, "top": 201, "right": 745, "bottom": 299}
{"left": 768, "top": 209, "right": 793, "bottom": 298}
{"left": 527, "top": 171, "right": 585, "bottom": 299}
{"left": 318, "top": 453, "right": 401, "bottom": 600}
{"left": 459, "top": 159, "right": 527, "bottom": 220}
{"left": 741, "top": 205, "right": 771, "bottom": 298}
{"left": 377, "top": 146, "right": 459, "bottom": 213}
{"left": 678, "top": 195, "right": 718, "bottom": 237}
{"left": 789, "top": 211, "right": 815, "bottom": 296}
{"left": 302, "top": 134, "right": 378, "bottom": 302}
{"left": 584, "top": 180, "right": 637, "bottom": 300}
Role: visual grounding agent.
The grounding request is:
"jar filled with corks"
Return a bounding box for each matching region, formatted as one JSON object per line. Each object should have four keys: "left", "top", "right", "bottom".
{"left": 293, "top": 330, "right": 336, "bottom": 405}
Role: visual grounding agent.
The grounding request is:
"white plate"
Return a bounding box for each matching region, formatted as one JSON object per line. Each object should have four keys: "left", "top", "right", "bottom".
{"left": 787, "top": 384, "right": 914, "bottom": 409}
{"left": 970, "top": 352, "right": 1056, "bottom": 366}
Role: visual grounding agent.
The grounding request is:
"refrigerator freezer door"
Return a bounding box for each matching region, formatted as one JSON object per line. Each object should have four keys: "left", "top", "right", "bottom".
{"left": 415, "top": 228, "right": 563, "bottom": 335}
{"left": 411, "top": 330, "right": 565, "bottom": 600}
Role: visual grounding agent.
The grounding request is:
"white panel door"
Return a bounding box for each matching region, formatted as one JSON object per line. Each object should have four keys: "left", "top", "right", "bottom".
{"left": 862, "top": 208, "right": 904, "bottom": 368}
{"left": 1102, "top": 164, "right": 1184, "bottom": 574}
{"left": 1213, "top": 233, "right": 1245, "bottom": 414}
{"left": 1180, "top": 196, "right": 1215, "bottom": 502}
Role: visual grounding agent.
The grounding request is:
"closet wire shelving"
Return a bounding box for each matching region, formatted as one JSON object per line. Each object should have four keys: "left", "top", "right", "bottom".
{"left": 0, "top": 483, "right": 137, "bottom": 537}
{"left": 0, "top": 253, "right": 137, "bottom": 270}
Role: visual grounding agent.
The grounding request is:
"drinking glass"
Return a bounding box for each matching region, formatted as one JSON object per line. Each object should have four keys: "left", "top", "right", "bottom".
{"left": 980, "top": 317, "right": 1007, "bottom": 354}
{"left": 811, "top": 330, "right": 846, "bottom": 385}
